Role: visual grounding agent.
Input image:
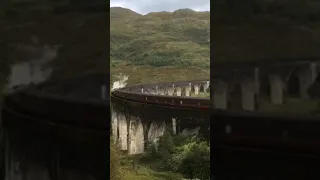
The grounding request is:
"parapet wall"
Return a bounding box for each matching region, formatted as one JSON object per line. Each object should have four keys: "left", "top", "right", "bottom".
{"left": 112, "top": 80, "right": 211, "bottom": 109}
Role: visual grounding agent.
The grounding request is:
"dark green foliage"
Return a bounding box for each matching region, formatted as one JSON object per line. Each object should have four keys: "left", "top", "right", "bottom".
{"left": 157, "top": 131, "right": 175, "bottom": 169}
{"left": 183, "top": 28, "right": 209, "bottom": 44}
{"left": 143, "top": 133, "right": 210, "bottom": 179}
{"left": 179, "top": 141, "right": 210, "bottom": 179}
{"left": 132, "top": 51, "right": 192, "bottom": 67}
{"left": 172, "top": 134, "right": 193, "bottom": 146}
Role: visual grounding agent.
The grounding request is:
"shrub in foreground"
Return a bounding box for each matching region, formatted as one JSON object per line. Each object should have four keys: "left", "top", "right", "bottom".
{"left": 144, "top": 133, "right": 210, "bottom": 179}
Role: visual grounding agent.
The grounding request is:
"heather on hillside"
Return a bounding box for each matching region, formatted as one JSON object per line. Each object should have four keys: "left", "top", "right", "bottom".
{"left": 110, "top": 7, "right": 210, "bottom": 69}
{"left": 110, "top": 7, "right": 210, "bottom": 86}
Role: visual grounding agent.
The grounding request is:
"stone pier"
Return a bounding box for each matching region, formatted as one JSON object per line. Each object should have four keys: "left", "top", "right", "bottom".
{"left": 212, "top": 61, "right": 320, "bottom": 111}
{"left": 111, "top": 88, "right": 210, "bottom": 155}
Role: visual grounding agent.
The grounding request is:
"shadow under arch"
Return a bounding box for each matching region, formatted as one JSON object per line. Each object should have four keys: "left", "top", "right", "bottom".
{"left": 200, "top": 84, "right": 205, "bottom": 92}
{"left": 308, "top": 74, "right": 320, "bottom": 99}
{"left": 229, "top": 83, "right": 242, "bottom": 110}
{"left": 287, "top": 69, "right": 301, "bottom": 98}
{"left": 260, "top": 75, "right": 270, "bottom": 98}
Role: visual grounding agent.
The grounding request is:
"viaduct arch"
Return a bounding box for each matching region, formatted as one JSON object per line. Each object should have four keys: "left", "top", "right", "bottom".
{"left": 211, "top": 59, "right": 320, "bottom": 111}
{"left": 111, "top": 80, "right": 210, "bottom": 155}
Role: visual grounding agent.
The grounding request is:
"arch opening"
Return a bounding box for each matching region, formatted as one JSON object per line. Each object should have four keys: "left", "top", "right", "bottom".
{"left": 308, "top": 74, "right": 320, "bottom": 98}
{"left": 229, "top": 84, "right": 242, "bottom": 110}
{"left": 200, "top": 84, "right": 205, "bottom": 92}
{"left": 287, "top": 71, "right": 300, "bottom": 98}
{"left": 260, "top": 76, "right": 270, "bottom": 98}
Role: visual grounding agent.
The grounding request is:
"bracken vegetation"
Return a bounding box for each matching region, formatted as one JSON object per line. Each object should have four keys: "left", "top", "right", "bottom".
{"left": 111, "top": 7, "right": 209, "bottom": 68}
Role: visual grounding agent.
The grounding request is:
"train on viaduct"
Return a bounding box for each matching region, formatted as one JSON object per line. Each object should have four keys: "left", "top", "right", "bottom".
{"left": 110, "top": 57, "right": 320, "bottom": 164}
{"left": 111, "top": 80, "right": 211, "bottom": 154}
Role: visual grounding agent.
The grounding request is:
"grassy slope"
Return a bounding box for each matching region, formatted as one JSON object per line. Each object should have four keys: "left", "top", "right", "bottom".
{"left": 119, "top": 153, "right": 183, "bottom": 180}
{"left": 110, "top": 7, "right": 210, "bottom": 85}
{"left": 111, "top": 62, "right": 209, "bottom": 86}
{"left": 121, "top": 163, "right": 183, "bottom": 180}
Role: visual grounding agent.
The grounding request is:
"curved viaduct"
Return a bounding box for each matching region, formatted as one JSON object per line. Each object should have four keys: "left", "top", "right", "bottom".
{"left": 0, "top": 74, "right": 109, "bottom": 180}
{"left": 111, "top": 58, "right": 320, "bottom": 155}
{"left": 212, "top": 58, "right": 320, "bottom": 111}
{"left": 111, "top": 80, "right": 210, "bottom": 155}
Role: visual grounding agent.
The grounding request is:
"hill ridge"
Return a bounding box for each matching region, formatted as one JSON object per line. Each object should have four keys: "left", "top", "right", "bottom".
{"left": 110, "top": 7, "right": 210, "bottom": 69}
{"left": 110, "top": 7, "right": 210, "bottom": 18}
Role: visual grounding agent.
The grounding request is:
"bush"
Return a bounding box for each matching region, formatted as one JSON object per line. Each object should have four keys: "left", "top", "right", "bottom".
{"left": 167, "top": 138, "right": 197, "bottom": 172}
{"left": 172, "top": 134, "right": 193, "bottom": 146}
{"left": 169, "top": 136, "right": 210, "bottom": 179}
{"left": 179, "top": 141, "right": 210, "bottom": 179}
{"left": 140, "top": 142, "right": 159, "bottom": 162}
{"left": 157, "top": 131, "right": 175, "bottom": 168}
{"left": 142, "top": 133, "right": 210, "bottom": 179}
{"left": 145, "top": 133, "right": 210, "bottom": 179}
{"left": 133, "top": 51, "right": 185, "bottom": 67}
{"left": 149, "top": 56, "right": 174, "bottom": 67}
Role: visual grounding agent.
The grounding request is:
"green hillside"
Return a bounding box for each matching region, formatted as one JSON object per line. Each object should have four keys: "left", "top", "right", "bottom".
{"left": 110, "top": 7, "right": 210, "bottom": 85}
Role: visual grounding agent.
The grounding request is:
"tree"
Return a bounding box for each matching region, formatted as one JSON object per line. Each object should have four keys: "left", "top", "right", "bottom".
{"left": 157, "top": 131, "right": 175, "bottom": 169}
{"left": 179, "top": 141, "right": 210, "bottom": 179}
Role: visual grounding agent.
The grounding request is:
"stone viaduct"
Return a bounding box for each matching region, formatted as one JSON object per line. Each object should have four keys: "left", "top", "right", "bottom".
{"left": 211, "top": 58, "right": 320, "bottom": 111}
{"left": 111, "top": 58, "right": 320, "bottom": 155}
{"left": 111, "top": 80, "right": 210, "bottom": 155}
